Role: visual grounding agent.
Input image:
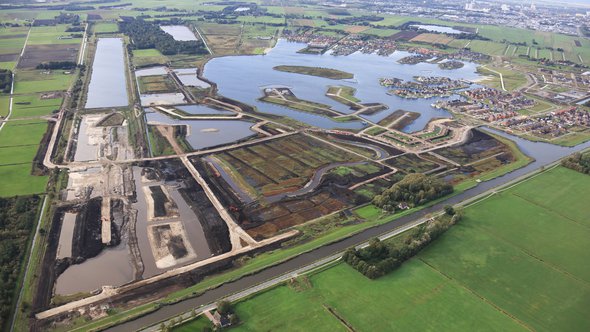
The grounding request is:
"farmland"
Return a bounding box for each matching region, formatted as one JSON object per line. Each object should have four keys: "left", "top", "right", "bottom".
{"left": 222, "top": 166, "right": 590, "bottom": 331}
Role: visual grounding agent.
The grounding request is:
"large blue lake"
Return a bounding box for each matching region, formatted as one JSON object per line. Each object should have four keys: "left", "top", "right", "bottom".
{"left": 203, "top": 39, "right": 481, "bottom": 132}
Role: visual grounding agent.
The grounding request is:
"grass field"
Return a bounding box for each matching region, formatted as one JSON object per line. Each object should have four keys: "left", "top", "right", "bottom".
{"left": 0, "top": 164, "right": 47, "bottom": 196}
{"left": 0, "top": 119, "right": 49, "bottom": 196}
{"left": 93, "top": 22, "right": 119, "bottom": 34}
{"left": 132, "top": 48, "right": 168, "bottom": 67}
{"left": 215, "top": 166, "right": 590, "bottom": 332}
{"left": 11, "top": 94, "right": 62, "bottom": 119}
{"left": 477, "top": 66, "right": 528, "bottom": 91}
{"left": 14, "top": 71, "right": 74, "bottom": 94}
{"left": 27, "top": 25, "right": 82, "bottom": 45}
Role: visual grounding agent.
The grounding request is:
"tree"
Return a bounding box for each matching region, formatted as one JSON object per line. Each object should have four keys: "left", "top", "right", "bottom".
{"left": 444, "top": 205, "right": 455, "bottom": 216}
{"left": 217, "top": 300, "right": 232, "bottom": 315}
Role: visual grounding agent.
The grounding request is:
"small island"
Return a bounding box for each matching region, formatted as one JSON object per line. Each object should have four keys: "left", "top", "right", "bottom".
{"left": 439, "top": 60, "right": 464, "bottom": 70}
{"left": 273, "top": 65, "right": 354, "bottom": 80}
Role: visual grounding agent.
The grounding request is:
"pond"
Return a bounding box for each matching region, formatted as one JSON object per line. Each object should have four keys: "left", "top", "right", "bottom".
{"left": 145, "top": 110, "right": 257, "bottom": 150}
{"left": 410, "top": 24, "right": 472, "bottom": 34}
{"left": 175, "top": 104, "right": 234, "bottom": 115}
{"left": 160, "top": 25, "right": 198, "bottom": 41}
{"left": 174, "top": 68, "right": 211, "bottom": 88}
{"left": 56, "top": 213, "right": 76, "bottom": 259}
{"left": 203, "top": 39, "right": 481, "bottom": 132}
{"left": 85, "top": 38, "right": 129, "bottom": 109}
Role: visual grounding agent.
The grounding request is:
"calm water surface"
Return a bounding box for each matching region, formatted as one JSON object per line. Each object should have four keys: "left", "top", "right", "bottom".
{"left": 145, "top": 110, "right": 257, "bottom": 150}
{"left": 160, "top": 25, "right": 198, "bottom": 41}
{"left": 203, "top": 40, "right": 481, "bottom": 132}
{"left": 85, "top": 38, "right": 129, "bottom": 109}
{"left": 410, "top": 24, "right": 471, "bottom": 34}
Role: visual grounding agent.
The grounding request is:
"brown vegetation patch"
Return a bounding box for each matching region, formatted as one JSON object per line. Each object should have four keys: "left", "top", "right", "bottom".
{"left": 345, "top": 25, "right": 370, "bottom": 33}
{"left": 410, "top": 33, "right": 454, "bottom": 45}
{"left": 18, "top": 44, "right": 79, "bottom": 69}
{"left": 390, "top": 31, "right": 419, "bottom": 41}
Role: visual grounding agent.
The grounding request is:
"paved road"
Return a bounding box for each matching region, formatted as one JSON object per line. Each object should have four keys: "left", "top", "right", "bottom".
{"left": 106, "top": 131, "right": 590, "bottom": 332}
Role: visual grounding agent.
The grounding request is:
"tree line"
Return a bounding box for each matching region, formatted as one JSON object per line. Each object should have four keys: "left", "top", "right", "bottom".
{"left": 36, "top": 61, "right": 77, "bottom": 70}
{"left": 0, "top": 69, "right": 12, "bottom": 94}
{"left": 343, "top": 208, "right": 461, "bottom": 279}
{"left": 119, "top": 19, "right": 208, "bottom": 55}
{"left": 562, "top": 152, "right": 590, "bottom": 175}
{"left": 372, "top": 173, "right": 453, "bottom": 212}
{"left": 0, "top": 195, "right": 40, "bottom": 330}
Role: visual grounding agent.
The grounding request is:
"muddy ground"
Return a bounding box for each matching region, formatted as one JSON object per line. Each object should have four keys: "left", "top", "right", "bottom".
{"left": 192, "top": 156, "right": 385, "bottom": 240}
{"left": 18, "top": 44, "right": 79, "bottom": 69}
{"left": 139, "top": 159, "right": 232, "bottom": 255}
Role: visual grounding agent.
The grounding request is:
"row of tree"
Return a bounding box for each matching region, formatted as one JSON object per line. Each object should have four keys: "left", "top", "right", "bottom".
{"left": 562, "top": 152, "right": 590, "bottom": 175}
{"left": 36, "top": 61, "right": 77, "bottom": 70}
{"left": 372, "top": 173, "right": 453, "bottom": 212}
{"left": 0, "top": 196, "right": 40, "bottom": 330}
{"left": 119, "top": 19, "right": 208, "bottom": 55}
{"left": 0, "top": 69, "right": 12, "bottom": 94}
{"left": 343, "top": 209, "right": 461, "bottom": 279}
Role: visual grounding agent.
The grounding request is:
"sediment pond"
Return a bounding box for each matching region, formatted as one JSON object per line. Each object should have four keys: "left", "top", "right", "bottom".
{"left": 160, "top": 25, "right": 198, "bottom": 41}
{"left": 85, "top": 38, "right": 129, "bottom": 109}
{"left": 55, "top": 244, "right": 133, "bottom": 295}
{"left": 145, "top": 110, "right": 257, "bottom": 150}
{"left": 56, "top": 213, "right": 76, "bottom": 259}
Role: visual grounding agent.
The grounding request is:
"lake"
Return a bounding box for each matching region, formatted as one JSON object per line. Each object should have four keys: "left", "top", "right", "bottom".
{"left": 85, "top": 38, "right": 129, "bottom": 109}
{"left": 203, "top": 39, "right": 481, "bottom": 132}
{"left": 410, "top": 24, "right": 471, "bottom": 34}
{"left": 160, "top": 25, "right": 198, "bottom": 41}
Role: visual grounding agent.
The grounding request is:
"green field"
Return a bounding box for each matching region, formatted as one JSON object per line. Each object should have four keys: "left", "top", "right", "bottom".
{"left": 93, "top": 22, "right": 118, "bottom": 33}
{"left": 477, "top": 66, "right": 528, "bottom": 91}
{"left": 0, "top": 164, "right": 47, "bottom": 196}
{"left": 0, "top": 120, "right": 48, "bottom": 196}
{"left": 273, "top": 65, "right": 353, "bottom": 80}
{"left": 27, "top": 25, "right": 82, "bottom": 45}
{"left": 215, "top": 166, "right": 590, "bottom": 332}
{"left": 14, "top": 71, "right": 74, "bottom": 94}
{"left": 11, "top": 94, "right": 62, "bottom": 119}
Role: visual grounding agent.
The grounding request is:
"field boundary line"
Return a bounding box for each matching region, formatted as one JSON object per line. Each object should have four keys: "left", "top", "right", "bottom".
{"left": 472, "top": 220, "right": 590, "bottom": 288}
{"left": 418, "top": 258, "right": 535, "bottom": 331}
{"left": 510, "top": 192, "right": 590, "bottom": 230}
